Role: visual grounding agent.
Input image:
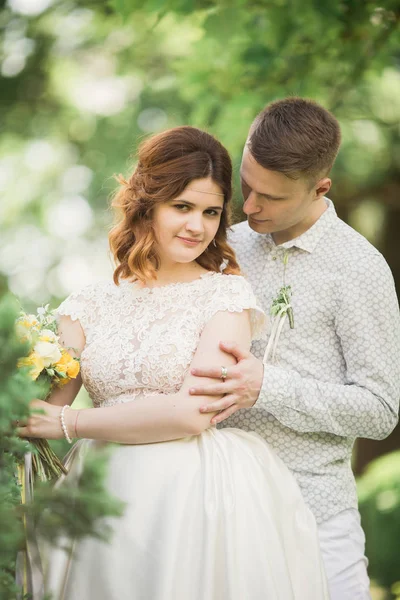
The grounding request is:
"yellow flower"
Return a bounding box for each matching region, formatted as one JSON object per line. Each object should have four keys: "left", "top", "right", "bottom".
{"left": 55, "top": 363, "right": 67, "bottom": 375}
{"left": 18, "top": 352, "right": 45, "bottom": 380}
{"left": 16, "top": 315, "right": 40, "bottom": 342}
{"left": 66, "top": 359, "right": 80, "bottom": 379}
{"left": 56, "top": 350, "right": 72, "bottom": 370}
{"left": 23, "top": 315, "right": 39, "bottom": 328}
{"left": 55, "top": 351, "right": 80, "bottom": 380}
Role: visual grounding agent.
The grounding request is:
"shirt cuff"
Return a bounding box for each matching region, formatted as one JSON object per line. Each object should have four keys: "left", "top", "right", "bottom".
{"left": 255, "top": 364, "right": 296, "bottom": 410}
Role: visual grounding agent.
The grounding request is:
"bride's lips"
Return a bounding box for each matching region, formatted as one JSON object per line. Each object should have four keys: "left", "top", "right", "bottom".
{"left": 176, "top": 236, "right": 202, "bottom": 246}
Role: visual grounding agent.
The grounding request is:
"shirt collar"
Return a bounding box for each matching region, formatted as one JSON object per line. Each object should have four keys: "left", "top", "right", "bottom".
{"left": 258, "top": 197, "right": 337, "bottom": 254}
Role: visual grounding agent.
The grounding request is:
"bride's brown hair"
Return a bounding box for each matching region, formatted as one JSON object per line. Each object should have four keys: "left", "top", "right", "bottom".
{"left": 109, "top": 126, "right": 240, "bottom": 284}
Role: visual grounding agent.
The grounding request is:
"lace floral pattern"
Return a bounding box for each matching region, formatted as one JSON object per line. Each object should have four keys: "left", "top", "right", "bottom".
{"left": 57, "top": 272, "right": 265, "bottom": 407}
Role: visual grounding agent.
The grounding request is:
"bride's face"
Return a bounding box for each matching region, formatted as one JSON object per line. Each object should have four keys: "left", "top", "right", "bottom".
{"left": 152, "top": 177, "right": 224, "bottom": 266}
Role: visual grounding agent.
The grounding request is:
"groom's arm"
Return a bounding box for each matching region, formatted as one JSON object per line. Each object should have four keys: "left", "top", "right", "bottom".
{"left": 193, "top": 254, "right": 400, "bottom": 440}
{"left": 256, "top": 254, "right": 400, "bottom": 440}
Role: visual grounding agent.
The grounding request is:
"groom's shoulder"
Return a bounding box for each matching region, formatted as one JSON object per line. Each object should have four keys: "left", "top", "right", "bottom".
{"left": 330, "top": 216, "right": 392, "bottom": 278}
{"left": 334, "top": 217, "right": 381, "bottom": 257}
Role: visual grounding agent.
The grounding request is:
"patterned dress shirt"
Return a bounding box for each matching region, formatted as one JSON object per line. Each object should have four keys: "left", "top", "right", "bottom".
{"left": 220, "top": 198, "right": 400, "bottom": 523}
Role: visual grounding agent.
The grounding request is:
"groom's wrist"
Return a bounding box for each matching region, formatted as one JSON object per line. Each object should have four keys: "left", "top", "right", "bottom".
{"left": 253, "top": 364, "right": 289, "bottom": 408}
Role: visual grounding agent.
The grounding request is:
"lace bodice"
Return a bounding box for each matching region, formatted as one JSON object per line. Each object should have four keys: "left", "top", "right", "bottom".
{"left": 57, "top": 272, "right": 265, "bottom": 407}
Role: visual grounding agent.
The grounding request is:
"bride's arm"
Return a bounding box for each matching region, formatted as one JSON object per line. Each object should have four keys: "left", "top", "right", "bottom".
{"left": 21, "top": 310, "right": 252, "bottom": 444}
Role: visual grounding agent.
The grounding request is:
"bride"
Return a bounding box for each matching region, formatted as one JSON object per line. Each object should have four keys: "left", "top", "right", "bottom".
{"left": 18, "top": 126, "right": 329, "bottom": 599}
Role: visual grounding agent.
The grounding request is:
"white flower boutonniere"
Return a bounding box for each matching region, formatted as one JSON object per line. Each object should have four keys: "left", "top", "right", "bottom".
{"left": 263, "top": 250, "right": 294, "bottom": 363}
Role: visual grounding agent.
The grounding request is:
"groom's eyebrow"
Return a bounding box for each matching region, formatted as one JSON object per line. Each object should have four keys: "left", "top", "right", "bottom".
{"left": 240, "top": 176, "right": 287, "bottom": 201}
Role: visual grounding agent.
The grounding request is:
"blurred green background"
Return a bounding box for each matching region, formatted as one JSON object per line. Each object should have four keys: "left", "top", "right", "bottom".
{"left": 0, "top": 0, "right": 399, "bottom": 596}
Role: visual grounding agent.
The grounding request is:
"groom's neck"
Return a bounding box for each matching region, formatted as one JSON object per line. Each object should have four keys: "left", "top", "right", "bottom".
{"left": 271, "top": 197, "right": 328, "bottom": 246}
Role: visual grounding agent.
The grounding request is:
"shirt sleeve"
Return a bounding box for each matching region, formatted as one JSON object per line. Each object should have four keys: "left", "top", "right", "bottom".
{"left": 256, "top": 254, "right": 400, "bottom": 440}
{"left": 56, "top": 283, "right": 99, "bottom": 343}
{"left": 202, "top": 275, "right": 266, "bottom": 341}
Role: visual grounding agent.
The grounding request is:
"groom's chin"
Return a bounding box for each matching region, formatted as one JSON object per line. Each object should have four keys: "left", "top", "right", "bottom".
{"left": 247, "top": 216, "right": 273, "bottom": 234}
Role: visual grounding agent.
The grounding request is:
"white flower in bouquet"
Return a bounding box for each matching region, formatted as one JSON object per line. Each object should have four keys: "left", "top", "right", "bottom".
{"left": 39, "top": 328, "right": 58, "bottom": 341}
{"left": 34, "top": 340, "right": 62, "bottom": 368}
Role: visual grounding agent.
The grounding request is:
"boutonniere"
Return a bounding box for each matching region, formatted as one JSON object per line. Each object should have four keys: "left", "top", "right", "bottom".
{"left": 263, "top": 250, "right": 294, "bottom": 363}
{"left": 271, "top": 284, "right": 294, "bottom": 328}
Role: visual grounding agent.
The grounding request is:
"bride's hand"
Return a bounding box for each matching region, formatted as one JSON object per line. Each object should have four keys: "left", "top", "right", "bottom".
{"left": 17, "top": 399, "right": 66, "bottom": 440}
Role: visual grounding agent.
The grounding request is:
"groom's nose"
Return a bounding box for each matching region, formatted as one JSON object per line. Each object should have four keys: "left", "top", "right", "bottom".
{"left": 243, "top": 191, "right": 261, "bottom": 215}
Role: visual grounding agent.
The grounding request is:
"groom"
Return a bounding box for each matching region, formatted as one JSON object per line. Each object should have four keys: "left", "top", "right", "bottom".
{"left": 190, "top": 97, "right": 400, "bottom": 599}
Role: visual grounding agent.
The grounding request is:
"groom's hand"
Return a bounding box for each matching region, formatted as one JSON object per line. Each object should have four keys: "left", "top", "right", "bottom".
{"left": 190, "top": 341, "right": 264, "bottom": 424}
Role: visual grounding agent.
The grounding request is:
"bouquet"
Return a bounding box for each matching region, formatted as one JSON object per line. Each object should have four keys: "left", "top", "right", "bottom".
{"left": 16, "top": 304, "right": 80, "bottom": 481}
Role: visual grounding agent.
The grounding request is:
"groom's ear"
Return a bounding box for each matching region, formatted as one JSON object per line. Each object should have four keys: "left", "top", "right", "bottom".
{"left": 314, "top": 177, "right": 331, "bottom": 200}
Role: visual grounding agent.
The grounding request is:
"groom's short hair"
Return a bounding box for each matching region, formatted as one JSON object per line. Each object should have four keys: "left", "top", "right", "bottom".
{"left": 248, "top": 97, "right": 341, "bottom": 181}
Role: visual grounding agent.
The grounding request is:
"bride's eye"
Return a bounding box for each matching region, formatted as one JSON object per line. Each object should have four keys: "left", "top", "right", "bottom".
{"left": 174, "top": 204, "right": 190, "bottom": 211}
{"left": 205, "top": 209, "right": 219, "bottom": 217}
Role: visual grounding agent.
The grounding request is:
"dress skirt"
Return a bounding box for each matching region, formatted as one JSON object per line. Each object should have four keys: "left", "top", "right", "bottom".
{"left": 41, "top": 427, "right": 329, "bottom": 599}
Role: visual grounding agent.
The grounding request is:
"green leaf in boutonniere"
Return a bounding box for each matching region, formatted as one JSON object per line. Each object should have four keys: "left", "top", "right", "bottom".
{"left": 271, "top": 285, "right": 294, "bottom": 329}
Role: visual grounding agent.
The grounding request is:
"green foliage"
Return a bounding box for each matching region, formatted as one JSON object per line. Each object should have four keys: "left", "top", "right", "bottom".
{"left": 0, "top": 288, "right": 123, "bottom": 599}
{"left": 31, "top": 445, "right": 125, "bottom": 547}
{"left": 1, "top": 0, "right": 399, "bottom": 310}
{"left": 358, "top": 451, "right": 400, "bottom": 591}
{"left": 0, "top": 293, "right": 40, "bottom": 599}
{"left": 0, "top": 293, "right": 38, "bottom": 467}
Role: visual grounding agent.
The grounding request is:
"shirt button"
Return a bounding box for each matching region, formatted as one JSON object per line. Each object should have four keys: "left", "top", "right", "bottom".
{"left": 272, "top": 256, "right": 278, "bottom": 261}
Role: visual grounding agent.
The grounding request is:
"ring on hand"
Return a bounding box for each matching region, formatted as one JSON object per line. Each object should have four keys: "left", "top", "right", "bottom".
{"left": 220, "top": 366, "right": 228, "bottom": 381}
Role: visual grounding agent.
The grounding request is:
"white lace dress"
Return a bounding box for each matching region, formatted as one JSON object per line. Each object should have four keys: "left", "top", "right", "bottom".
{"left": 42, "top": 272, "right": 329, "bottom": 600}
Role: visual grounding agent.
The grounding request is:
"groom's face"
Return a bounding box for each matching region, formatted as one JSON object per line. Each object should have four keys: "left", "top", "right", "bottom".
{"left": 240, "top": 147, "right": 320, "bottom": 237}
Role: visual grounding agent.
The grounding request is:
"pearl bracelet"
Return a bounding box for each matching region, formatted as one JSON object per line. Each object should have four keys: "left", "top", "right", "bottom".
{"left": 60, "top": 405, "right": 72, "bottom": 444}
